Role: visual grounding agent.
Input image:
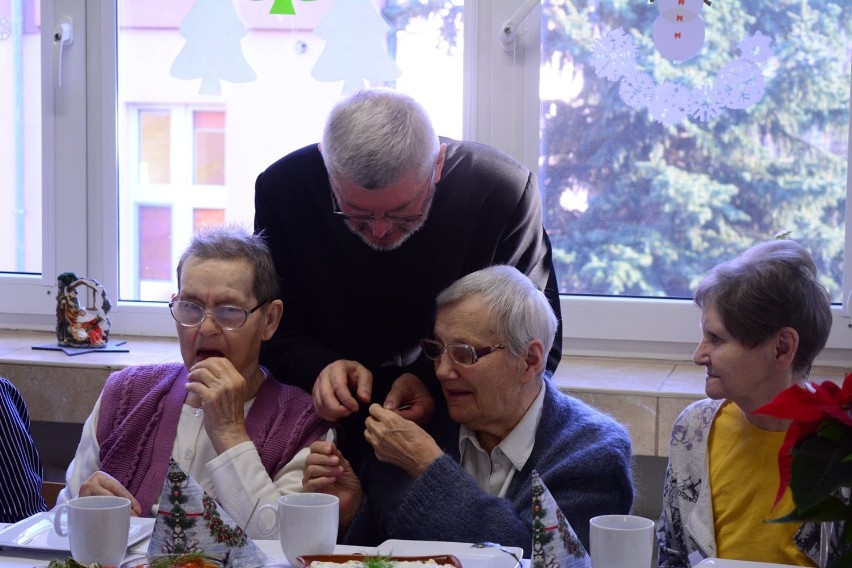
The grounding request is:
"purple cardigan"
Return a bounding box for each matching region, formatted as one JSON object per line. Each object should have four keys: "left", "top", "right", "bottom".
{"left": 96, "top": 363, "right": 330, "bottom": 516}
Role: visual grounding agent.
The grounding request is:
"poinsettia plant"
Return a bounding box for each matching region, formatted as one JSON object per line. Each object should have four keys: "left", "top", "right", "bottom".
{"left": 756, "top": 372, "right": 852, "bottom": 566}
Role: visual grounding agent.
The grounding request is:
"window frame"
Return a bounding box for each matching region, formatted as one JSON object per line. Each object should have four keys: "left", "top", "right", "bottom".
{"left": 1, "top": 0, "right": 850, "bottom": 368}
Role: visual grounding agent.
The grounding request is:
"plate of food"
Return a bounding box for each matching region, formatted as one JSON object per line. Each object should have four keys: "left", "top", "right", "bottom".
{"left": 119, "top": 553, "right": 226, "bottom": 568}
{"left": 43, "top": 555, "right": 223, "bottom": 568}
{"left": 376, "top": 540, "right": 523, "bottom": 568}
{"left": 0, "top": 512, "right": 154, "bottom": 554}
{"left": 694, "top": 560, "right": 801, "bottom": 567}
{"left": 299, "top": 553, "right": 462, "bottom": 568}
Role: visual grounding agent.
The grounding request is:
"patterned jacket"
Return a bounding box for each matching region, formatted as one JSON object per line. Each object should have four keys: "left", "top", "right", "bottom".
{"left": 656, "top": 398, "right": 836, "bottom": 567}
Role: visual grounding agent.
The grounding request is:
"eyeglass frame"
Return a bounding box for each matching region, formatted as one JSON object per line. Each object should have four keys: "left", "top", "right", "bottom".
{"left": 330, "top": 163, "right": 436, "bottom": 225}
{"left": 420, "top": 338, "right": 506, "bottom": 366}
{"left": 168, "top": 298, "right": 271, "bottom": 330}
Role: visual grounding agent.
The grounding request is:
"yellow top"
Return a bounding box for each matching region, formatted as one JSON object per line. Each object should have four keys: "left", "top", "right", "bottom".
{"left": 708, "top": 401, "right": 814, "bottom": 566}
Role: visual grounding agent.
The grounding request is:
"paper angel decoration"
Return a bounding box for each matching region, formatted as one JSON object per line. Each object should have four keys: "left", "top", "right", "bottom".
{"left": 531, "top": 470, "right": 591, "bottom": 568}
{"left": 147, "top": 458, "right": 266, "bottom": 567}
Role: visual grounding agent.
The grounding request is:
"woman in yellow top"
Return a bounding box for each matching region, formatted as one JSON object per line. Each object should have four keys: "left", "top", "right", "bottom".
{"left": 656, "top": 239, "right": 834, "bottom": 567}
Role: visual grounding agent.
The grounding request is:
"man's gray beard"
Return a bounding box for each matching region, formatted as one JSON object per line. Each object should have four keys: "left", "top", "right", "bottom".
{"left": 345, "top": 194, "right": 433, "bottom": 251}
{"left": 345, "top": 217, "right": 426, "bottom": 251}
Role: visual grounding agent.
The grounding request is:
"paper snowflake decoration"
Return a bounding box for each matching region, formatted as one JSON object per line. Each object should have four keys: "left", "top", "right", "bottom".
{"left": 589, "top": 25, "right": 773, "bottom": 125}
{"left": 737, "top": 31, "right": 773, "bottom": 66}
{"left": 716, "top": 59, "right": 766, "bottom": 110}
{"left": 619, "top": 72, "right": 657, "bottom": 109}
{"left": 590, "top": 27, "right": 638, "bottom": 82}
{"left": 687, "top": 84, "right": 724, "bottom": 122}
{"left": 649, "top": 82, "right": 691, "bottom": 126}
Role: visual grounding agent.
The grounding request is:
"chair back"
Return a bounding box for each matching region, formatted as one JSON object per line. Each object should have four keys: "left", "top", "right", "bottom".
{"left": 40, "top": 481, "right": 65, "bottom": 509}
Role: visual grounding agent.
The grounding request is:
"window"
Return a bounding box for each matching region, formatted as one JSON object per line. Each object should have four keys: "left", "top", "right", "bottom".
{"left": 540, "top": 1, "right": 849, "bottom": 304}
{"left": 138, "top": 110, "right": 170, "bottom": 184}
{"left": 121, "top": 105, "right": 228, "bottom": 301}
{"left": 193, "top": 111, "right": 224, "bottom": 186}
{"left": 534, "top": 0, "right": 852, "bottom": 359}
{"left": 113, "top": 0, "right": 463, "bottom": 304}
{"left": 0, "top": 0, "right": 40, "bottom": 275}
{"left": 2, "top": 1, "right": 850, "bottom": 366}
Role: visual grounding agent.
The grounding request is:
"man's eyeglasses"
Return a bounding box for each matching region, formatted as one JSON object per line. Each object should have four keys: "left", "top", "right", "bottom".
{"left": 330, "top": 164, "right": 435, "bottom": 226}
{"left": 420, "top": 338, "right": 505, "bottom": 366}
{"left": 169, "top": 298, "right": 270, "bottom": 330}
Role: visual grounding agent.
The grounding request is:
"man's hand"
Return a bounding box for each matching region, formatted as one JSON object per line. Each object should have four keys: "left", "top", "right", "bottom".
{"left": 185, "top": 357, "right": 251, "bottom": 454}
{"left": 312, "top": 360, "right": 373, "bottom": 421}
{"left": 78, "top": 471, "right": 143, "bottom": 516}
{"left": 303, "top": 440, "right": 363, "bottom": 533}
{"left": 364, "top": 404, "right": 443, "bottom": 478}
{"left": 383, "top": 373, "right": 435, "bottom": 425}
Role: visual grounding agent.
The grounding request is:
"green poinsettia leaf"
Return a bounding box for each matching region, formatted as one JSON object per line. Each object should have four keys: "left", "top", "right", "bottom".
{"left": 768, "top": 495, "right": 850, "bottom": 523}
{"left": 827, "top": 550, "right": 852, "bottom": 568}
{"left": 790, "top": 434, "right": 852, "bottom": 512}
{"left": 820, "top": 420, "right": 852, "bottom": 444}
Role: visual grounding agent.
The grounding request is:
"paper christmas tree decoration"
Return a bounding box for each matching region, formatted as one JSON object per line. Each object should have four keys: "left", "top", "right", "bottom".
{"left": 531, "top": 470, "right": 590, "bottom": 568}
{"left": 147, "top": 458, "right": 266, "bottom": 567}
{"left": 170, "top": 0, "right": 257, "bottom": 95}
{"left": 310, "top": 0, "right": 401, "bottom": 94}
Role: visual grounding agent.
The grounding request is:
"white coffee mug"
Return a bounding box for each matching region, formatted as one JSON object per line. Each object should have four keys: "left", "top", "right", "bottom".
{"left": 258, "top": 493, "right": 339, "bottom": 567}
{"left": 589, "top": 514, "right": 655, "bottom": 568}
{"left": 53, "top": 495, "right": 131, "bottom": 567}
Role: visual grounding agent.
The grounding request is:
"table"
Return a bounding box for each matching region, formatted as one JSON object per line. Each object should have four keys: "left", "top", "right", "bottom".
{"left": 0, "top": 525, "right": 370, "bottom": 568}
{"left": 0, "top": 524, "right": 534, "bottom": 568}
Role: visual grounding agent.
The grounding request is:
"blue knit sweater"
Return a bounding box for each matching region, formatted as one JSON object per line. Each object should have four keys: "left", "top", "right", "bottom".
{"left": 344, "top": 379, "right": 634, "bottom": 555}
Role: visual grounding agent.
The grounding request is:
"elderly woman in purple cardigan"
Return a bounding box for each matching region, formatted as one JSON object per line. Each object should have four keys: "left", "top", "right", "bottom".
{"left": 57, "top": 227, "right": 333, "bottom": 538}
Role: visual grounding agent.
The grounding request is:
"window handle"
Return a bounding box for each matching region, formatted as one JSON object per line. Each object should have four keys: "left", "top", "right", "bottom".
{"left": 500, "top": 0, "right": 540, "bottom": 52}
{"left": 52, "top": 16, "right": 73, "bottom": 87}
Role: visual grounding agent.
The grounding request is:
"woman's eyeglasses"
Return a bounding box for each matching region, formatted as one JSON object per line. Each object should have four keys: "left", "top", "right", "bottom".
{"left": 169, "top": 298, "right": 270, "bottom": 330}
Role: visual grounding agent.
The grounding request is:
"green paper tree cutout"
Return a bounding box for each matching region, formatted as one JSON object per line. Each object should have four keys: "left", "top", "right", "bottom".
{"left": 262, "top": 0, "right": 317, "bottom": 16}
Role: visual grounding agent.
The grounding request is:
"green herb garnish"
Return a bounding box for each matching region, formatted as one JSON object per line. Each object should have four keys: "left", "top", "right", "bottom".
{"left": 362, "top": 552, "right": 394, "bottom": 568}
{"left": 47, "top": 559, "right": 100, "bottom": 568}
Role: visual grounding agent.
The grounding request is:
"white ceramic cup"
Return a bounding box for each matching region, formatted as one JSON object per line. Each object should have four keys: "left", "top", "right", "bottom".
{"left": 258, "top": 493, "right": 339, "bottom": 567}
{"left": 589, "top": 514, "right": 655, "bottom": 568}
{"left": 53, "top": 495, "right": 131, "bottom": 567}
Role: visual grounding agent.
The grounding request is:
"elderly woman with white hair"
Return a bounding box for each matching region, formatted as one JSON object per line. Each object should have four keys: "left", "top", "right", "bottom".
{"left": 303, "top": 265, "right": 633, "bottom": 555}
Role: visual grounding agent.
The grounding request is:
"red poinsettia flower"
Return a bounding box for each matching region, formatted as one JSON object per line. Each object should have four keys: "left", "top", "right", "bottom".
{"left": 755, "top": 372, "right": 852, "bottom": 506}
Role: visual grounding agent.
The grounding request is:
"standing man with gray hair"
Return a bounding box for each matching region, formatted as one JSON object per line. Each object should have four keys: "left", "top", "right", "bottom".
{"left": 255, "top": 88, "right": 561, "bottom": 466}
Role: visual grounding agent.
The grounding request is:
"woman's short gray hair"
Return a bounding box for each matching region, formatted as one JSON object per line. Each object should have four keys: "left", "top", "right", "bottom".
{"left": 321, "top": 89, "right": 439, "bottom": 189}
{"left": 436, "top": 265, "right": 557, "bottom": 369}
{"left": 694, "top": 239, "right": 832, "bottom": 374}
{"left": 177, "top": 225, "right": 280, "bottom": 303}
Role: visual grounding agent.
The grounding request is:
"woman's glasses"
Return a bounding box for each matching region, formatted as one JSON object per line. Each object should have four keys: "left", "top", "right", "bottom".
{"left": 169, "top": 298, "right": 270, "bottom": 330}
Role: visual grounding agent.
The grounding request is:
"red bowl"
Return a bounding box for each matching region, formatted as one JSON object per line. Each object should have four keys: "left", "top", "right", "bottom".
{"left": 298, "top": 554, "right": 463, "bottom": 568}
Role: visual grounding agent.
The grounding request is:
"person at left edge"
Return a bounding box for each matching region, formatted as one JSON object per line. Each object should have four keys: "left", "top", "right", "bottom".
{"left": 0, "top": 377, "right": 48, "bottom": 523}
{"left": 57, "top": 226, "right": 334, "bottom": 538}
